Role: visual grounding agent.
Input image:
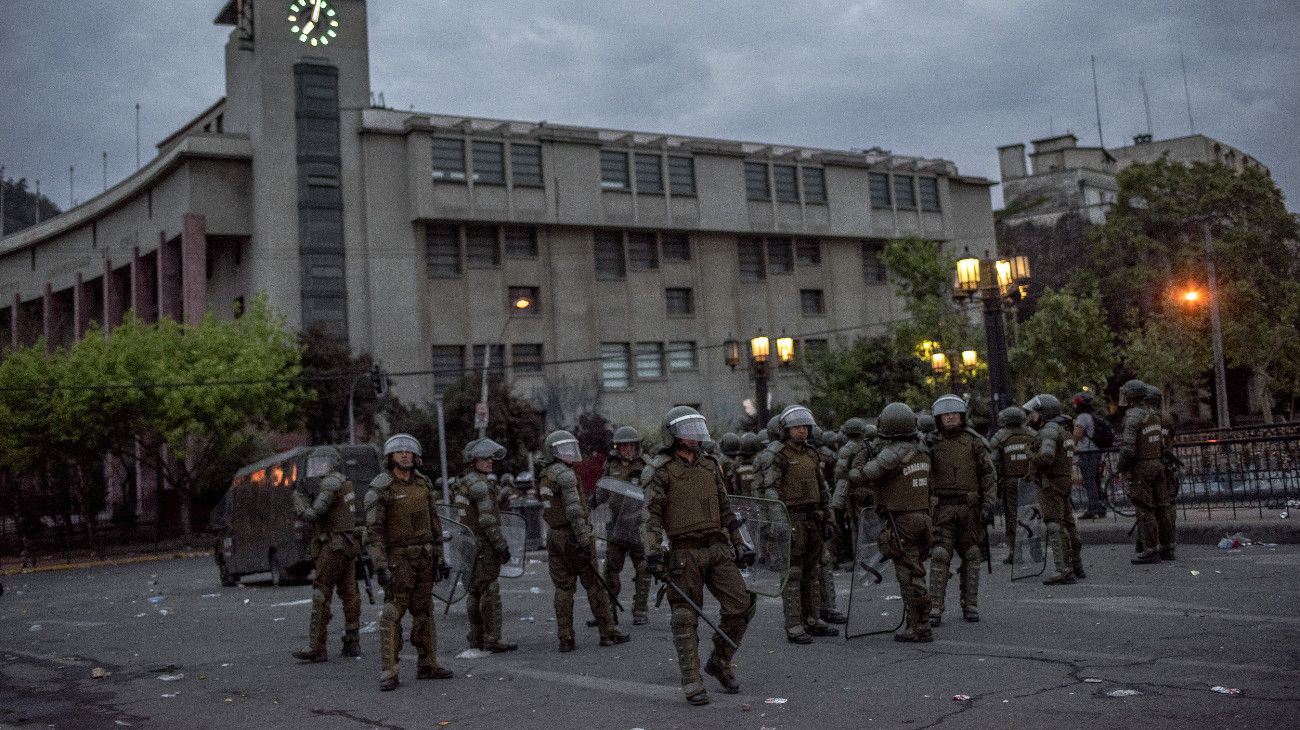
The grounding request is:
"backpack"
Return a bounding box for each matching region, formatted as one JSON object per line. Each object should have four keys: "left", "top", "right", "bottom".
{"left": 1090, "top": 415, "right": 1115, "bottom": 448}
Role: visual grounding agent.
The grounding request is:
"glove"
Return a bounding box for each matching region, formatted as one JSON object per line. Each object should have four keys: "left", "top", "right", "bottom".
{"left": 434, "top": 561, "right": 452, "bottom": 583}
{"left": 646, "top": 553, "right": 666, "bottom": 580}
{"left": 498, "top": 547, "right": 512, "bottom": 566}
{"left": 733, "top": 542, "right": 756, "bottom": 569}
{"left": 375, "top": 566, "right": 392, "bottom": 588}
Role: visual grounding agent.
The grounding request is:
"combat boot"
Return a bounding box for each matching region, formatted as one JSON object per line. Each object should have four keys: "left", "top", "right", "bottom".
{"left": 704, "top": 655, "right": 740, "bottom": 694}
{"left": 599, "top": 629, "right": 630, "bottom": 646}
{"left": 558, "top": 638, "right": 576, "bottom": 653}
{"left": 928, "top": 609, "right": 942, "bottom": 628}
{"left": 894, "top": 626, "right": 934, "bottom": 643}
{"left": 786, "top": 629, "right": 813, "bottom": 644}
{"left": 1159, "top": 546, "right": 1175, "bottom": 561}
{"left": 806, "top": 620, "right": 840, "bottom": 637}
{"left": 1042, "top": 570, "right": 1076, "bottom": 585}
{"left": 684, "top": 681, "right": 711, "bottom": 706}
{"left": 292, "top": 647, "right": 328, "bottom": 663}
{"left": 341, "top": 631, "right": 361, "bottom": 658}
{"left": 379, "top": 676, "right": 400, "bottom": 692}
{"left": 962, "top": 606, "right": 979, "bottom": 622}
{"left": 1002, "top": 553, "right": 1014, "bottom": 565}
{"left": 1072, "top": 564, "right": 1087, "bottom": 579}
{"left": 820, "top": 608, "right": 848, "bottom": 625}
{"left": 1131, "top": 550, "right": 1161, "bottom": 565}
{"left": 632, "top": 613, "right": 649, "bottom": 626}
{"left": 484, "top": 640, "right": 518, "bottom": 653}
{"left": 416, "top": 664, "right": 453, "bottom": 680}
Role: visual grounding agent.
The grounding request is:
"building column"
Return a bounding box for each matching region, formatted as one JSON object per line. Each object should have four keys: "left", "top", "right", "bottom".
{"left": 158, "top": 233, "right": 183, "bottom": 323}
{"left": 130, "top": 246, "right": 157, "bottom": 322}
{"left": 104, "top": 258, "right": 125, "bottom": 331}
{"left": 73, "top": 273, "right": 89, "bottom": 339}
{"left": 181, "top": 213, "right": 207, "bottom": 325}
{"left": 42, "top": 283, "right": 53, "bottom": 353}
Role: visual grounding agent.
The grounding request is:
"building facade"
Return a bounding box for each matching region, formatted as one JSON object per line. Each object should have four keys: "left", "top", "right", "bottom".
{"left": 0, "top": 0, "right": 996, "bottom": 440}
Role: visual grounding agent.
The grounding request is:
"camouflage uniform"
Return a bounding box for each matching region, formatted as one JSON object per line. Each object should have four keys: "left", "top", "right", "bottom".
{"left": 814, "top": 435, "right": 846, "bottom": 624}
{"left": 1120, "top": 385, "right": 1173, "bottom": 563}
{"left": 291, "top": 456, "right": 361, "bottom": 661}
{"left": 591, "top": 450, "right": 651, "bottom": 623}
{"left": 988, "top": 409, "right": 1036, "bottom": 562}
{"left": 763, "top": 432, "right": 836, "bottom": 642}
{"left": 1033, "top": 414, "right": 1084, "bottom": 582}
{"left": 461, "top": 469, "right": 514, "bottom": 651}
{"left": 365, "top": 466, "right": 450, "bottom": 686}
{"left": 927, "top": 424, "right": 997, "bottom": 623}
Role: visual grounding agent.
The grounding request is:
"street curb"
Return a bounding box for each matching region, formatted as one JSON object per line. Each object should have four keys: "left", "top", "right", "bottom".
{"left": 0, "top": 550, "right": 209, "bottom": 577}
{"left": 990, "top": 520, "right": 1299, "bottom": 546}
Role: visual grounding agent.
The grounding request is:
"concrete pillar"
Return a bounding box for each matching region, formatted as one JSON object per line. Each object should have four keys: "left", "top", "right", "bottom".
{"left": 130, "top": 247, "right": 157, "bottom": 322}
{"left": 73, "top": 273, "right": 88, "bottom": 339}
{"left": 181, "top": 213, "right": 207, "bottom": 325}
{"left": 42, "top": 283, "right": 53, "bottom": 353}
{"left": 104, "top": 259, "right": 126, "bottom": 331}
{"left": 158, "top": 234, "right": 183, "bottom": 323}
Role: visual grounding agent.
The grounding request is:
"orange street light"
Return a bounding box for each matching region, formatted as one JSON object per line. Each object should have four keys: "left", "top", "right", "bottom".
{"left": 1181, "top": 289, "right": 1201, "bottom": 303}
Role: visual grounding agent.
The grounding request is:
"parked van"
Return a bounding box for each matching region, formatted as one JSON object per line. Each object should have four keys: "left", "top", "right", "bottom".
{"left": 211, "top": 444, "right": 382, "bottom": 586}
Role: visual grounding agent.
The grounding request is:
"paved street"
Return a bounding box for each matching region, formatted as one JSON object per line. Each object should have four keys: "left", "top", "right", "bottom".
{"left": 3, "top": 543, "right": 1298, "bottom": 729}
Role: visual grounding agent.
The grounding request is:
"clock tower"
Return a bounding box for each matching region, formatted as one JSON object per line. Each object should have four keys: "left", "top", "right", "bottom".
{"left": 216, "top": 0, "right": 371, "bottom": 339}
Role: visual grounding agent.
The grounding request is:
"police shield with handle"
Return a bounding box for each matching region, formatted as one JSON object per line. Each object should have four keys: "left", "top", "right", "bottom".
{"left": 1025, "top": 394, "right": 1086, "bottom": 584}
{"left": 990, "top": 407, "right": 1047, "bottom": 579}
{"left": 460, "top": 438, "right": 518, "bottom": 653}
{"left": 589, "top": 426, "right": 652, "bottom": 625}
{"left": 642, "top": 406, "right": 757, "bottom": 706}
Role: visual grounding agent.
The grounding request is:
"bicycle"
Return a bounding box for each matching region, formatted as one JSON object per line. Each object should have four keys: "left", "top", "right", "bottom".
{"left": 1098, "top": 460, "right": 1136, "bottom": 517}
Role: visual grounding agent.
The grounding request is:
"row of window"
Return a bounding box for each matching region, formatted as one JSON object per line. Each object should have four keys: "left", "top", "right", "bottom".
{"left": 594, "top": 229, "right": 691, "bottom": 280}
{"left": 426, "top": 224, "right": 539, "bottom": 277}
{"left": 737, "top": 237, "right": 886, "bottom": 285}
{"left": 601, "top": 341, "right": 699, "bottom": 388}
{"left": 869, "top": 172, "right": 941, "bottom": 212}
{"left": 429, "top": 138, "right": 939, "bottom": 213}
{"left": 431, "top": 343, "right": 546, "bottom": 394}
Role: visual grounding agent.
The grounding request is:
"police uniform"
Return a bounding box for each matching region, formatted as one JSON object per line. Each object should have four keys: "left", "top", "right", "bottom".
{"left": 291, "top": 450, "right": 361, "bottom": 662}
{"left": 462, "top": 466, "right": 516, "bottom": 652}
{"left": 989, "top": 409, "right": 1037, "bottom": 562}
{"left": 591, "top": 449, "right": 651, "bottom": 623}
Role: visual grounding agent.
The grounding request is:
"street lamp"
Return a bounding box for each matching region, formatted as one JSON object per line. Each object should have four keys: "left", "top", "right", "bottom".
{"left": 726, "top": 332, "right": 793, "bottom": 427}
{"left": 952, "top": 248, "right": 1031, "bottom": 417}
{"left": 477, "top": 295, "right": 535, "bottom": 437}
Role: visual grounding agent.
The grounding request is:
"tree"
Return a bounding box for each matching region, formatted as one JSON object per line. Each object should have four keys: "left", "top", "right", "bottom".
{"left": 299, "top": 325, "right": 377, "bottom": 444}
{"left": 1, "top": 176, "right": 62, "bottom": 236}
{"left": 799, "top": 334, "right": 928, "bottom": 427}
{"left": 1122, "top": 308, "right": 1212, "bottom": 410}
{"left": 1009, "top": 288, "right": 1119, "bottom": 402}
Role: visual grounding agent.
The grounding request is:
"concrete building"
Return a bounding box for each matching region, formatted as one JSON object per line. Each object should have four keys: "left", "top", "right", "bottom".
{"left": 997, "top": 132, "right": 1271, "bottom": 225}
{"left": 0, "top": 0, "right": 996, "bottom": 452}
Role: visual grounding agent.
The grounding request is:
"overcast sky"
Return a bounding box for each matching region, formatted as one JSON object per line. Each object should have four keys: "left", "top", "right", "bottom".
{"left": 2, "top": 0, "right": 1297, "bottom": 213}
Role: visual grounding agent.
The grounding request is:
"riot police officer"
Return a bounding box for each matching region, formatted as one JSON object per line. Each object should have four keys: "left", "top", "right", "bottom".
{"left": 989, "top": 407, "right": 1036, "bottom": 563}
{"left": 642, "top": 406, "right": 756, "bottom": 706}
{"left": 1119, "top": 381, "right": 1174, "bottom": 563}
{"left": 849, "top": 402, "right": 934, "bottom": 643}
{"left": 762, "top": 405, "right": 839, "bottom": 643}
{"left": 590, "top": 426, "right": 651, "bottom": 625}
{"left": 461, "top": 438, "right": 517, "bottom": 653}
{"left": 365, "top": 434, "right": 453, "bottom": 690}
{"left": 539, "top": 430, "right": 629, "bottom": 652}
{"left": 926, "top": 395, "right": 996, "bottom": 625}
{"left": 735, "top": 432, "right": 764, "bottom": 496}
{"left": 1146, "top": 384, "right": 1179, "bottom": 559}
{"left": 291, "top": 446, "right": 362, "bottom": 662}
{"left": 917, "top": 412, "right": 937, "bottom": 444}
{"left": 1025, "top": 395, "right": 1085, "bottom": 584}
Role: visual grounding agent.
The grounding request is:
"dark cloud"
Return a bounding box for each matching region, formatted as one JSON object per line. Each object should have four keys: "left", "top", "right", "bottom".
{"left": 2, "top": 0, "right": 1296, "bottom": 212}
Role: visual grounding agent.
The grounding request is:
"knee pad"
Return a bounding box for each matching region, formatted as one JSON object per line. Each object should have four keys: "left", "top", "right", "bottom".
{"left": 929, "top": 546, "right": 951, "bottom": 564}
{"left": 961, "top": 546, "right": 981, "bottom": 564}
{"left": 670, "top": 606, "right": 696, "bottom": 636}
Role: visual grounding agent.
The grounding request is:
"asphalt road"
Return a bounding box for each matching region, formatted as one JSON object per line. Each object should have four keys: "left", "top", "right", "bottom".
{"left": 3, "top": 543, "right": 1298, "bottom": 729}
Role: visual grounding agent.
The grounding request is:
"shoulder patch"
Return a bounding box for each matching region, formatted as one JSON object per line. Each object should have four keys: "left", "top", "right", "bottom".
{"left": 369, "top": 472, "right": 394, "bottom": 490}
{"left": 646, "top": 454, "right": 671, "bottom": 469}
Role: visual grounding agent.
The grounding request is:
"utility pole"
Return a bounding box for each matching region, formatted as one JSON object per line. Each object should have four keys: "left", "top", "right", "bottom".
{"left": 1090, "top": 55, "right": 1105, "bottom": 149}
{"left": 1202, "top": 221, "right": 1230, "bottom": 428}
{"left": 69, "top": 165, "right": 75, "bottom": 207}
{"left": 0, "top": 163, "right": 6, "bottom": 237}
{"left": 135, "top": 103, "right": 142, "bottom": 169}
{"left": 34, "top": 180, "right": 41, "bottom": 223}
{"left": 102, "top": 151, "right": 108, "bottom": 192}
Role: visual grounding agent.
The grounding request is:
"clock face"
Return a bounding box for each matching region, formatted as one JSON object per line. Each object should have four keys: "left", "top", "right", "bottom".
{"left": 287, "top": 0, "right": 339, "bottom": 46}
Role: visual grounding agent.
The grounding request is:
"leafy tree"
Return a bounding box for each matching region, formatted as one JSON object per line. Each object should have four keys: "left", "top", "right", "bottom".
{"left": 1009, "top": 288, "right": 1119, "bottom": 402}
{"left": 298, "top": 325, "right": 377, "bottom": 444}
{"left": 1, "top": 176, "right": 62, "bottom": 235}
{"left": 1122, "top": 306, "right": 1212, "bottom": 407}
{"left": 799, "top": 334, "right": 927, "bottom": 427}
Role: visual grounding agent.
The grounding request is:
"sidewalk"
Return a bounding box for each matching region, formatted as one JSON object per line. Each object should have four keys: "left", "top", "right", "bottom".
{"left": 0, "top": 542, "right": 210, "bottom": 577}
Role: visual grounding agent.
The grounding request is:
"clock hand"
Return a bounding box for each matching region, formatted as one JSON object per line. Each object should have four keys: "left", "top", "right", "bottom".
{"left": 302, "top": 20, "right": 316, "bottom": 34}
{"left": 311, "top": 0, "right": 321, "bottom": 22}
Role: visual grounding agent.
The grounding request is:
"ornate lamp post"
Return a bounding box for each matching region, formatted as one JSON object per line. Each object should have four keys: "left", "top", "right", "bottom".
{"left": 726, "top": 333, "right": 794, "bottom": 427}
{"left": 953, "top": 250, "right": 1031, "bottom": 416}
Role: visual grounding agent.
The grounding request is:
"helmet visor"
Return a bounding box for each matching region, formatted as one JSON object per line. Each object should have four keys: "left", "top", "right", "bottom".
{"left": 669, "top": 414, "right": 710, "bottom": 441}
{"left": 551, "top": 439, "right": 581, "bottom": 463}
{"left": 306, "top": 455, "right": 334, "bottom": 478}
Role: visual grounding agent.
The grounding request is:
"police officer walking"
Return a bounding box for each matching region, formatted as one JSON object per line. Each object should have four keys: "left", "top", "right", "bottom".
{"left": 291, "top": 446, "right": 362, "bottom": 662}
{"left": 849, "top": 402, "right": 934, "bottom": 643}
{"left": 590, "top": 426, "right": 651, "bottom": 625}
{"left": 365, "top": 434, "right": 453, "bottom": 690}
{"left": 1025, "top": 395, "right": 1085, "bottom": 584}
{"left": 642, "top": 406, "right": 756, "bottom": 706}
{"left": 461, "top": 438, "right": 518, "bottom": 654}
{"left": 989, "top": 407, "right": 1036, "bottom": 563}
{"left": 539, "top": 430, "right": 629, "bottom": 652}
{"left": 762, "top": 405, "right": 839, "bottom": 643}
{"left": 1147, "top": 384, "right": 1179, "bottom": 558}
{"left": 1119, "top": 380, "right": 1174, "bottom": 563}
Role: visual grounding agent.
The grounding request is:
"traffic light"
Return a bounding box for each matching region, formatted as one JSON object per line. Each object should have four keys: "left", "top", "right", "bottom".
{"left": 370, "top": 363, "right": 387, "bottom": 397}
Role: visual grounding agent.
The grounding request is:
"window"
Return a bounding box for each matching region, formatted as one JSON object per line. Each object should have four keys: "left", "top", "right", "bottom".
{"left": 667, "top": 341, "right": 697, "bottom": 371}
{"left": 801, "top": 289, "right": 826, "bottom": 316}
{"left": 465, "top": 226, "right": 499, "bottom": 267}
{"left": 918, "top": 177, "right": 941, "bottom": 211}
{"left": 508, "top": 286, "right": 540, "bottom": 315}
{"left": 431, "top": 138, "right": 466, "bottom": 180}
{"left": 471, "top": 344, "right": 506, "bottom": 373}
{"left": 773, "top": 164, "right": 799, "bottom": 202}
{"left": 431, "top": 345, "right": 464, "bottom": 394}
{"left": 801, "top": 167, "right": 827, "bottom": 204}
{"left": 628, "top": 231, "right": 658, "bottom": 271}
{"left": 471, "top": 141, "right": 505, "bottom": 184}
{"left": 601, "top": 343, "right": 631, "bottom": 389}
{"left": 738, "top": 236, "right": 766, "bottom": 280}
{"left": 767, "top": 237, "right": 793, "bottom": 273}
{"left": 594, "top": 230, "right": 626, "bottom": 280}
{"left": 661, "top": 232, "right": 691, "bottom": 261}
{"left": 803, "top": 338, "right": 829, "bottom": 360}
{"left": 862, "top": 241, "right": 886, "bottom": 284}
{"left": 601, "top": 150, "right": 629, "bottom": 190}
{"left": 869, "top": 172, "right": 891, "bottom": 208}
{"left": 893, "top": 174, "right": 916, "bottom": 209}
{"left": 504, "top": 226, "right": 538, "bottom": 258}
{"left": 511, "top": 343, "right": 543, "bottom": 374}
{"left": 796, "top": 238, "right": 821, "bottom": 265}
{"left": 634, "top": 153, "right": 664, "bottom": 194}
{"left": 668, "top": 156, "right": 695, "bottom": 195}
{"left": 635, "top": 342, "right": 665, "bottom": 379}
{"left": 511, "top": 143, "right": 543, "bottom": 187}
{"left": 666, "top": 287, "right": 694, "bottom": 316}
{"left": 426, "top": 224, "right": 461, "bottom": 276}
{"left": 745, "top": 162, "right": 771, "bottom": 200}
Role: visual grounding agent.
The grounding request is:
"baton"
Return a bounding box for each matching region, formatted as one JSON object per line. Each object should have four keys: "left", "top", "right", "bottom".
{"left": 657, "top": 575, "right": 739, "bottom": 651}
{"left": 588, "top": 557, "right": 626, "bottom": 615}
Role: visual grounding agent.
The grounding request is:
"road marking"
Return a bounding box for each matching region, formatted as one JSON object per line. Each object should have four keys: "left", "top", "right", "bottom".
{"left": 270, "top": 599, "right": 313, "bottom": 607}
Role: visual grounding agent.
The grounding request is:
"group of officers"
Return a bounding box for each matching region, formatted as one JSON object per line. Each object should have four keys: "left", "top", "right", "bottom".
{"left": 284, "top": 377, "right": 1181, "bottom": 704}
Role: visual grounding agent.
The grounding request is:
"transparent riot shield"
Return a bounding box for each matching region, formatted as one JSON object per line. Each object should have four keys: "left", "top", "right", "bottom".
{"left": 845, "top": 508, "right": 906, "bottom": 639}
{"left": 729, "top": 495, "right": 790, "bottom": 598}
{"left": 499, "top": 511, "right": 527, "bottom": 579}
{"left": 1011, "top": 479, "right": 1047, "bottom": 582}
{"left": 432, "top": 516, "right": 477, "bottom": 606}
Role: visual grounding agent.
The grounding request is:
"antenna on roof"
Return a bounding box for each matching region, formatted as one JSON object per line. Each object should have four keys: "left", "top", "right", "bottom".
{"left": 1139, "top": 67, "right": 1154, "bottom": 136}
{"left": 1179, "top": 45, "right": 1196, "bottom": 133}
{"left": 1090, "top": 55, "right": 1105, "bottom": 149}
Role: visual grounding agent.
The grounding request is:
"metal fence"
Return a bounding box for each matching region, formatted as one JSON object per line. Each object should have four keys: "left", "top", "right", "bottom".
{"left": 1174, "top": 420, "right": 1300, "bottom": 445}
{"left": 1072, "top": 434, "right": 1300, "bottom": 520}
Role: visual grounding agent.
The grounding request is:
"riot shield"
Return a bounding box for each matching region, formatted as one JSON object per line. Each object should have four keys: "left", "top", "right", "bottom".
{"left": 432, "top": 516, "right": 477, "bottom": 606}
{"left": 1011, "top": 479, "right": 1047, "bottom": 581}
{"left": 845, "top": 508, "right": 906, "bottom": 639}
{"left": 499, "top": 511, "right": 527, "bottom": 579}
{"left": 729, "top": 495, "right": 790, "bottom": 598}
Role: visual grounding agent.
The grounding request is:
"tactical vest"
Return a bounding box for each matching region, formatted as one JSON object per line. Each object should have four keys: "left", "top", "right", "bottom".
{"left": 735, "top": 462, "right": 757, "bottom": 496}
{"left": 777, "top": 443, "right": 821, "bottom": 507}
{"left": 384, "top": 475, "right": 434, "bottom": 547}
{"left": 320, "top": 474, "right": 356, "bottom": 534}
{"left": 662, "top": 456, "right": 723, "bottom": 538}
{"left": 461, "top": 472, "right": 499, "bottom": 539}
{"left": 1136, "top": 409, "right": 1164, "bottom": 460}
{"left": 876, "top": 445, "right": 931, "bottom": 512}
{"left": 930, "top": 432, "right": 979, "bottom": 493}
{"left": 1042, "top": 420, "right": 1075, "bottom": 481}
{"left": 604, "top": 455, "right": 644, "bottom": 483}
{"left": 999, "top": 432, "right": 1035, "bottom": 478}
{"left": 540, "top": 463, "right": 585, "bottom": 529}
